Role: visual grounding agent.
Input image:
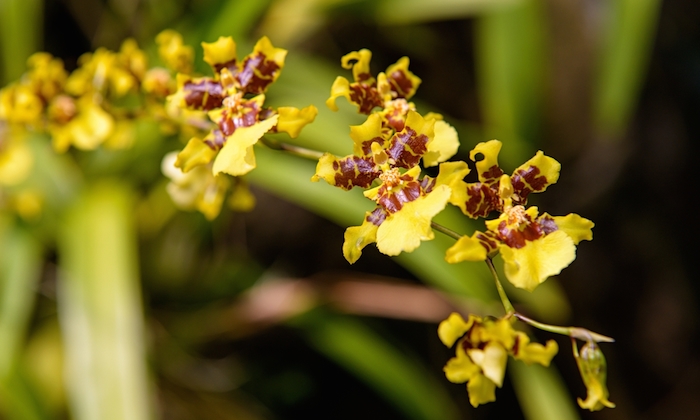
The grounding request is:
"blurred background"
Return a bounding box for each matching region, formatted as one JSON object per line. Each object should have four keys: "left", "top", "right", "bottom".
{"left": 1, "top": 0, "right": 698, "bottom": 419}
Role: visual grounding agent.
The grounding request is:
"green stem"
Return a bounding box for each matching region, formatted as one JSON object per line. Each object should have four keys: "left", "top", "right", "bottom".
{"left": 430, "top": 221, "right": 462, "bottom": 241}
{"left": 485, "top": 257, "right": 515, "bottom": 315}
{"left": 514, "top": 313, "right": 615, "bottom": 343}
{"left": 259, "top": 137, "right": 325, "bottom": 160}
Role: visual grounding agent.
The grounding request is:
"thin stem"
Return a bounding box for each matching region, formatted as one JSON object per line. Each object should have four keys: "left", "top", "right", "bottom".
{"left": 430, "top": 221, "right": 463, "bottom": 241}
{"left": 259, "top": 137, "right": 325, "bottom": 160}
{"left": 485, "top": 257, "right": 515, "bottom": 315}
{"left": 514, "top": 313, "right": 615, "bottom": 343}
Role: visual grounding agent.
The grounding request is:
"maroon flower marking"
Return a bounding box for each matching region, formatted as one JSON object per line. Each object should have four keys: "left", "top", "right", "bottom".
{"left": 496, "top": 218, "right": 544, "bottom": 249}
{"left": 376, "top": 178, "right": 421, "bottom": 213}
{"left": 367, "top": 207, "right": 387, "bottom": 226}
{"left": 183, "top": 79, "right": 225, "bottom": 110}
{"left": 387, "top": 128, "right": 428, "bottom": 169}
{"left": 349, "top": 83, "right": 383, "bottom": 114}
{"left": 388, "top": 70, "right": 415, "bottom": 98}
{"left": 511, "top": 165, "right": 548, "bottom": 201}
{"left": 238, "top": 53, "right": 280, "bottom": 94}
{"left": 464, "top": 184, "right": 499, "bottom": 218}
{"left": 332, "top": 156, "right": 380, "bottom": 190}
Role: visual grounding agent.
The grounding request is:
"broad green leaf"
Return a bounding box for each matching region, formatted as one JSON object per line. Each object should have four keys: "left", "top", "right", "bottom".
{"left": 593, "top": 0, "right": 662, "bottom": 138}
{"left": 0, "top": 0, "right": 42, "bottom": 84}
{"left": 295, "top": 310, "right": 460, "bottom": 420}
{"left": 57, "top": 181, "right": 152, "bottom": 420}
{"left": 510, "top": 361, "right": 581, "bottom": 420}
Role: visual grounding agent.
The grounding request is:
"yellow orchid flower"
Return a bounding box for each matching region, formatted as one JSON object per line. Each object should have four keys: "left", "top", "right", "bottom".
{"left": 439, "top": 313, "right": 558, "bottom": 407}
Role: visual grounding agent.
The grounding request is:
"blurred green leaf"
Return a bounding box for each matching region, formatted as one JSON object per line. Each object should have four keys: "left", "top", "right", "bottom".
{"left": 0, "top": 224, "right": 46, "bottom": 420}
{"left": 205, "top": 0, "right": 273, "bottom": 42}
{"left": 295, "top": 310, "right": 461, "bottom": 420}
{"left": 593, "top": 0, "right": 662, "bottom": 138}
{"left": 57, "top": 181, "right": 152, "bottom": 420}
{"left": 375, "top": 0, "right": 523, "bottom": 24}
{"left": 509, "top": 361, "right": 580, "bottom": 420}
{"left": 0, "top": 0, "right": 42, "bottom": 84}
{"left": 474, "top": 0, "right": 546, "bottom": 167}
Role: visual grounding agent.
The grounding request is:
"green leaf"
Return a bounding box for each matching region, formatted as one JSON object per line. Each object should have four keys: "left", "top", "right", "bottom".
{"left": 295, "top": 310, "right": 460, "bottom": 420}
{"left": 593, "top": 0, "right": 662, "bottom": 138}
{"left": 57, "top": 181, "right": 152, "bottom": 420}
{"left": 0, "top": 0, "right": 42, "bottom": 84}
{"left": 509, "top": 361, "right": 581, "bottom": 420}
{"left": 473, "top": 0, "right": 547, "bottom": 167}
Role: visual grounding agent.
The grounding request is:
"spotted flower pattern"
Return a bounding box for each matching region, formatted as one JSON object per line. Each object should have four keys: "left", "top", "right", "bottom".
{"left": 312, "top": 111, "right": 466, "bottom": 262}
{"left": 171, "top": 35, "right": 317, "bottom": 178}
{"left": 445, "top": 140, "right": 594, "bottom": 291}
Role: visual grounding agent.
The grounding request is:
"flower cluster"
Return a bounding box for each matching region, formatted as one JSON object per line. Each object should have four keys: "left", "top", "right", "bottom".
{"left": 163, "top": 35, "right": 317, "bottom": 219}
{"left": 438, "top": 313, "right": 558, "bottom": 407}
{"left": 312, "top": 49, "right": 461, "bottom": 262}
{"left": 0, "top": 36, "right": 177, "bottom": 218}
{"left": 315, "top": 48, "right": 613, "bottom": 411}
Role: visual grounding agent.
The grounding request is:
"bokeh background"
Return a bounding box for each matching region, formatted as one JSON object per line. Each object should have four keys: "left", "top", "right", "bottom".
{"left": 1, "top": 0, "right": 698, "bottom": 419}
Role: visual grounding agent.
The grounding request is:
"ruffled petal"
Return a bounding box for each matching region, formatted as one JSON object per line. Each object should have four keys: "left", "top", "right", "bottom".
{"left": 444, "top": 344, "right": 481, "bottom": 384}
{"left": 445, "top": 233, "right": 489, "bottom": 263}
{"left": 342, "top": 213, "right": 379, "bottom": 264}
{"left": 349, "top": 113, "right": 384, "bottom": 157}
{"left": 512, "top": 332, "right": 558, "bottom": 366}
{"left": 383, "top": 56, "right": 421, "bottom": 99}
{"left": 212, "top": 115, "right": 278, "bottom": 176}
{"left": 438, "top": 312, "right": 474, "bottom": 347}
{"left": 175, "top": 137, "right": 217, "bottom": 173}
{"left": 375, "top": 184, "right": 450, "bottom": 256}
{"left": 466, "top": 373, "right": 497, "bottom": 408}
{"left": 499, "top": 230, "right": 576, "bottom": 291}
{"left": 511, "top": 151, "right": 561, "bottom": 201}
{"left": 423, "top": 119, "right": 459, "bottom": 167}
{"left": 552, "top": 213, "right": 594, "bottom": 244}
{"left": 386, "top": 110, "right": 433, "bottom": 169}
{"left": 275, "top": 105, "right": 318, "bottom": 138}
{"left": 202, "top": 36, "right": 237, "bottom": 70}
{"left": 326, "top": 76, "right": 351, "bottom": 112}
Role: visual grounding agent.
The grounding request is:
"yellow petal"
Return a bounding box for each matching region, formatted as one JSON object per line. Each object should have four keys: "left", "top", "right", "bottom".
{"left": 341, "top": 49, "right": 373, "bottom": 82}
{"left": 202, "top": 36, "right": 237, "bottom": 68}
{"left": 253, "top": 36, "right": 287, "bottom": 70}
{"left": 342, "top": 214, "right": 379, "bottom": 264}
{"left": 375, "top": 185, "right": 450, "bottom": 256}
{"left": 435, "top": 161, "right": 470, "bottom": 191}
{"left": 468, "top": 342, "right": 507, "bottom": 387}
{"left": 0, "top": 139, "right": 33, "bottom": 186}
{"left": 438, "top": 312, "right": 474, "bottom": 347}
{"left": 276, "top": 105, "right": 318, "bottom": 138}
{"left": 228, "top": 181, "right": 256, "bottom": 212}
{"left": 443, "top": 344, "right": 480, "bottom": 384}
{"left": 70, "top": 101, "right": 114, "bottom": 150}
{"left": 513, "top": 332, "right": 558, "bottom": 366}
{"left": 326, "top": 76, "right": 351, "bottom": 111}
{"left": 213, "top": 115, "right": 279, "bottom": 176}
{"left": 514, "top": 150, "right": 561, "bottom": 189}
{"left": 499, "top": 230, "right": 576, "bottom": 291}
{"left": 423, "top": 120, "right": 459, "bottom": 167}
{"left": 175, "top": 137, "right": 217, "bottom": 173}
{"left": 445, "top": 233, "right": 488, "bottom": 263}
{"left": 470, "top": 140, "right": 502, "bottom": 181}
{"left": 552, "top": 213, "right": 594, "bottom": 244}
{"left": 349, "top": 113, "right": 383, "bottom": 156}
{"left": 466, "top": 373, "right": 497, "bottom": 407}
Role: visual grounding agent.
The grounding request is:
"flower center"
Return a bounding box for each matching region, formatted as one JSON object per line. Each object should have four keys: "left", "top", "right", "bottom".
{"left": 379, "top": 167, "right": 402, "bottom": 188}
{"left": 504, "top": 205, "right": 528, "bottom": 229}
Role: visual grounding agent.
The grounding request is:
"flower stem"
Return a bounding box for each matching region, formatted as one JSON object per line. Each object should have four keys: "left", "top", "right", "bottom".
{"left": 514, "top": 313, "right": 615, "bottom": 343}
{"left": 259, "top": 137, "right": 325, "bottom": 160}
{"left": 430, "top": 221, "right": 462, "bottom": 241}
{"left": 485, "top": 257, "right": 515, "bottom": 315}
